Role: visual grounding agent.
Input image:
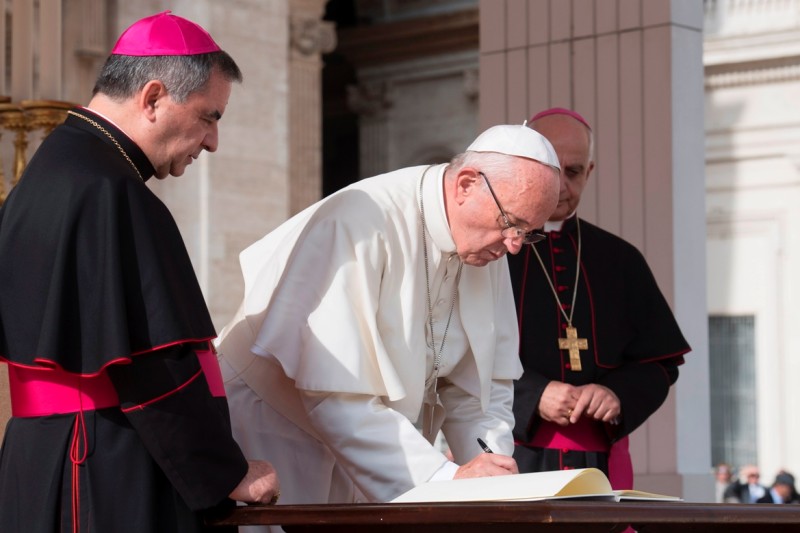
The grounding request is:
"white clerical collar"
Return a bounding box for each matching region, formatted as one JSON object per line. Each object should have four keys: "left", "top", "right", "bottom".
{"left": 420, "top": 164, "right": 456, "bottom": 253}
{"left": 543, "top": 212, "right": 578, "bottom": 233}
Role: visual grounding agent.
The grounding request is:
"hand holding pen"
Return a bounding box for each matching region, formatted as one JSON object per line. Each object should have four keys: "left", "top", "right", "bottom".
{"left": 452, "top": 437, "right": 518, "bottom": 479}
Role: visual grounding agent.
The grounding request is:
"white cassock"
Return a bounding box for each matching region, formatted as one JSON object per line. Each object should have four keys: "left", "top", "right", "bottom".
{"left": 217, "top": 164, "right": 523, "bottom": 530}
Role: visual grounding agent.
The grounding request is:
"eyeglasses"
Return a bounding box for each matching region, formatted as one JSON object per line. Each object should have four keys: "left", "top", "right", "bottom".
{"left": 478, "top": 171, "right": 546, "bottom": 245}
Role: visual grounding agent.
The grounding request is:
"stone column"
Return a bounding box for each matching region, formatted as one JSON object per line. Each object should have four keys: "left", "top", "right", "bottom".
{"left": 10, "top": 0, "right": 33, "bottom": 100}
{"left": 38, "top": 0, "right": 63, "bottom": 99}
{"left": 479, "top": 0, "right": 710, "bottom": 500}
{"left": 289, "top": 0, "right": 336, "bottom": 213}
{"left": 347, "top": 80, "right": 394, "bottom": 179}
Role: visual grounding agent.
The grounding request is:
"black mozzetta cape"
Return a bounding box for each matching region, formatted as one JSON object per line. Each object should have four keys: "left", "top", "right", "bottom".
{"left": 0, "top": 108, "right": 215, "bottom": 372}
{"left": 508, "top": 217, "right": 690, "bottom": 444}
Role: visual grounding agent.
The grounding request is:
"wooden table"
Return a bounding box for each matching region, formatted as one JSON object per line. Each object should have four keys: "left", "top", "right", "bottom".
{"left": 207, "top": 500, "right": 800, "bottom": 532}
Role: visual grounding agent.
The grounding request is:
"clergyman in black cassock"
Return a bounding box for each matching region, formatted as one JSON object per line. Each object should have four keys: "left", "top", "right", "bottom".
{"left": 508, "top": 108, "right": 690, "bottom": 488}
{"left": 0, "top": 11, "right": 278, "bottom": 533}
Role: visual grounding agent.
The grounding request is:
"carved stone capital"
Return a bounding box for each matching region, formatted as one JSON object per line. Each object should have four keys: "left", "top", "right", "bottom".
{"left": 290, "top": 17, "right": 337, "bottom": 56}
{"left": 346, "top": 81, "right": 394, "bottom": 117}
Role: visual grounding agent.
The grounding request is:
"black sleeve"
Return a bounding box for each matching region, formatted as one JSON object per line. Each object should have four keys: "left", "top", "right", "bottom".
{"left": 512, "top": 370, "right": 552, "bottom": 442}
{"left": 106, "top": 342, "right": 248, "bottom": 511}
{"left": 598, "top": 359, "right": 679, "bottom": 439}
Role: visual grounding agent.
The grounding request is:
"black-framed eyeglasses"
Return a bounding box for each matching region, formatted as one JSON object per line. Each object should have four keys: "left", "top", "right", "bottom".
{"left": 478, "top": 171, "right": 546, "bottom": 245}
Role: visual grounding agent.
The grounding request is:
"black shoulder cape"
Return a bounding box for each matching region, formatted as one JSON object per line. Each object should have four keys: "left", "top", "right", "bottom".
{"left": 0, "top": 108, "right": 215, "bottom": 374}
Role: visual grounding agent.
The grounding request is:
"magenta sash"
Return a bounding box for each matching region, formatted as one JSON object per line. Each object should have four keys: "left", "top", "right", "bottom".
{"left": 9, "top": 365, "right": 119, "bottom": 418}
{"left": 196, "top": 347, "right": 226, "bottom": 397}
{"left": 527, "top": 419, "right": 634, "bottom": 491}
{"left": 608, "top": 436, "right": 634, "bottom": 489}
{"left": 528, "top": 418, "right": 610, "bottom": 452}
{"left": 9, "top": 346, "right": 226, "bottom": 417}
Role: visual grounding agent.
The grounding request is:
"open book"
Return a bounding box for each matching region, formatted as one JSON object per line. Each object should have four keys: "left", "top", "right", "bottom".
{"left": 391, "top": 468, "right": 682, "bottom": 503}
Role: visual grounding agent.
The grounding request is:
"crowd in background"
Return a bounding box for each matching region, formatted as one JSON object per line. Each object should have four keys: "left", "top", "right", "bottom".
{"left": 715, "top": 463, "right": 800, "bottom": 504}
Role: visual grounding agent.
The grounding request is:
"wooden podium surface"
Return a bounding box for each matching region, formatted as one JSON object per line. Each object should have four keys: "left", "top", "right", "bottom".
{"left": 207, "top": 500, "right": 800, "bottom": 532}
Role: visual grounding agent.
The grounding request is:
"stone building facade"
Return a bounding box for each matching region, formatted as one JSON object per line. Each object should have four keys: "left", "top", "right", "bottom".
{"left": 704, "top": 0, "right": 800, "bottom": 483}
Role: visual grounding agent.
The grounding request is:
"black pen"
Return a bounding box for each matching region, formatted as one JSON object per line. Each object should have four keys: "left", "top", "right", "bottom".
{"left": 477, "top": 437, "right": 494, "bottom": 453}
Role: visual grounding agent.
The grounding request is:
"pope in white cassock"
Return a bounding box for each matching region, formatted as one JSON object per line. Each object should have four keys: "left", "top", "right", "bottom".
{"left": 217, "top": 124, "right": 561, "bottom": 527}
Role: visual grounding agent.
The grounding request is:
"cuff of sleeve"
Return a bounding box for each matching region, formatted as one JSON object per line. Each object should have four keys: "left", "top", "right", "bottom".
{"left": 428, "top": 460, "right": 460, "bottom": 482}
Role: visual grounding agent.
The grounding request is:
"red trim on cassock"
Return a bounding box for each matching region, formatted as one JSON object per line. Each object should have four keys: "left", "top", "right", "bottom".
{"left": 548, "top": 235, "right": 569, "bottom": 380}
{"left": 120, "top": 370, "right": 203, "bottom": 413}
{"left": 0, "top": 335, "right": 215, "bottom": 377}
{"left": 70, "top": 412, "right": 88, "bottom": 533}
{"left": 638, "top": 349, "right": 689, "bottom": 365}
{"left": 5, "top": 338, "right": 225, "bottom": 417}
{"left": 572, "top": 230, "right": 605, "bottom": 369}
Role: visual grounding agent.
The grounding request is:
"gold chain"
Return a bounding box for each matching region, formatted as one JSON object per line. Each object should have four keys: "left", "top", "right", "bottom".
{"left": 530, "top": 217, "right": 582, "bottom": 327}
{"left": 67, "top": 110, "right": 144, "bottom": 182}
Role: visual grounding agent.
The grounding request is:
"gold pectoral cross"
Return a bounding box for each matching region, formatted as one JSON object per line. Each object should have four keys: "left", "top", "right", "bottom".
{"left": 558, "top": 326, "right": 587, "bottom": 372}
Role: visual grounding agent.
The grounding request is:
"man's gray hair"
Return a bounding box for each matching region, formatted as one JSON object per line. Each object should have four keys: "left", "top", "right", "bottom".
{"left": 92, "top": 51, "right": 242, "bottom": 103}
{"left": 448, "top": 151, "right": 522, "bottom": 185}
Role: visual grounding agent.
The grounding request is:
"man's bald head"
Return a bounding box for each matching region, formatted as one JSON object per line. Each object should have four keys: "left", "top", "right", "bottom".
{"left": 529, "top": 109, "right": 595, "bottom": 221}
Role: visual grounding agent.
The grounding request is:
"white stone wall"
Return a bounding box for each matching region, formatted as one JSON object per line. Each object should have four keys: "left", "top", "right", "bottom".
{"left": 353, "top": 51, "right": 479, "bottom": 176}
{"left": 705, "top": 0, "right": 800, "bottom": 481}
